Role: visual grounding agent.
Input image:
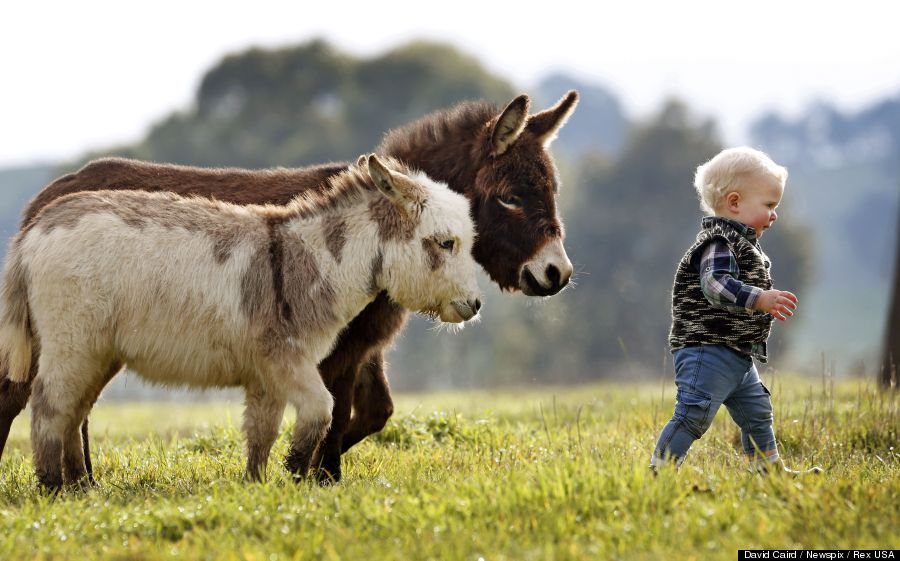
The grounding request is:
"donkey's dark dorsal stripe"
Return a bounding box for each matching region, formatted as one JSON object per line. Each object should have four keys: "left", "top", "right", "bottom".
{"left": 22, "top": 159, "right": 351, "bottom": 227}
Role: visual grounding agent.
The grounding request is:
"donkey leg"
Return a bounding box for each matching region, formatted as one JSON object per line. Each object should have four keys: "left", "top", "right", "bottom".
{"left": 0, "top": 349, "right": 40, "bottom": 465}
{"left": 31, "top": 351, "right": 107, "bottom": 491}
{"left": 282, "top": 359, "right": 334, "bottom": 481}
{"left": 61, "top": 415, "right": 89, "bottom": 486}
{"left": 0, "top": 375, "right": 35, "bottom": 464}
{"left": 80, "top": 420, "right": 93, "bottom": 484}
{"left": 30, "top": 375, "right": 67, "bottom": 491}
{"left": 311, "top": 294, "right": 406, "bottom": 481}
{"left": 311, "top": 359, "right": 357, "bottom": 484}
{"left": 67, "top": 361, "right": 122, "bottom": 486}
{"left": 242, "top": 384, "right": 286, "bottom": 482}
{"left": 342, "top": 353, "right": 394, "bottom": 453}
{"left": 311, "top": 329, "right": 373, "bottom": 484}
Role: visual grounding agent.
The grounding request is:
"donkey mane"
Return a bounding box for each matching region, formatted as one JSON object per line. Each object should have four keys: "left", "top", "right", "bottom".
{"left": 284, "top": 156, "right": 418, "bottom": 220}
{"left": 381, "top": 100, "right": 496, "bottom": 154}
{"left": 379, "top": 100, "right": 497, "bottom": 186}
{"left": 20, "top": 158, "right": 351, "bottom": 228}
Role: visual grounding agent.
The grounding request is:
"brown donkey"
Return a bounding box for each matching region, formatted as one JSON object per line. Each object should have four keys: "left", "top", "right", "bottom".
{"left": 0, "top": 91, "right": 578, "bottom": 483}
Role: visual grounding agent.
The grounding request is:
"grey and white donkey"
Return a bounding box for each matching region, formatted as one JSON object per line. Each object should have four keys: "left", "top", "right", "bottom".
{"left": 0, "top": 154, "right": 482, "bottom": 490}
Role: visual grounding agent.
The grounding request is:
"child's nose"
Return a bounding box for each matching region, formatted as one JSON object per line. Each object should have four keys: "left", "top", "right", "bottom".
{"left": 771, "top": 210, "right": 778, "bottom": 222}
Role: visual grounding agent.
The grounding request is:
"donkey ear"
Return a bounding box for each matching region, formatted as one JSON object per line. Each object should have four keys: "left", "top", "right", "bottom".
{"left": 490, "top": 95, "right": 530, "bottom": 156}
{"left": 367, "top": 154, "right": 400, "bottom": 200}
{"left": 367, "top": 154, "right": 420, "bottom": 208}
{"left": 525, "top": 90, "right": 579, "bottom": 147}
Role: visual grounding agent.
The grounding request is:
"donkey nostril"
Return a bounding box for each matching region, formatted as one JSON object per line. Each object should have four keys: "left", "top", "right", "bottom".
{"left": 546, "top": 264, "right": 561, "bottom": 288}
{"left": 470, "top": 298, "right": 482, "bottom": 314}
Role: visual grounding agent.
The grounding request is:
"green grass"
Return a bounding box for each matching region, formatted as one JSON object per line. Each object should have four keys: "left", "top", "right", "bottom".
{"left": 1, "top": 377, "right": 898, "bottom": 560}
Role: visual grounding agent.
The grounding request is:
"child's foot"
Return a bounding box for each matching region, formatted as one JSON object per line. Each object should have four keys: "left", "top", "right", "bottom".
{"left": 756, "top": 462, "right": 824, "bottom": 476}
{"left": 780, "top": 464, "right": 824, "bottom": 476}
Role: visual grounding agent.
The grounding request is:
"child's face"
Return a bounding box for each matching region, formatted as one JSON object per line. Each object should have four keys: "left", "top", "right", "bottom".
{"left": 721, "top": 175, "right": 784, "bottom": 237}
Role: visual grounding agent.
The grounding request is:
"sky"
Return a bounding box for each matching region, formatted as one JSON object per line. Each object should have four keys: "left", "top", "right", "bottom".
{"left": 2, "top": 0, "right": 900, "bottom": 168}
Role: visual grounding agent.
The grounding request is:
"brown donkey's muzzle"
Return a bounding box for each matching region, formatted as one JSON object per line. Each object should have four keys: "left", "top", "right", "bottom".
{"left": 519, "top": 238, "right": 573, "bottom": 297}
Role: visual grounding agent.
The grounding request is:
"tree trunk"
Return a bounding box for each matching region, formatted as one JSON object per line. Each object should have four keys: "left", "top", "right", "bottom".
{"left": 882, "top": 200, "right": 900, "bottom": 388}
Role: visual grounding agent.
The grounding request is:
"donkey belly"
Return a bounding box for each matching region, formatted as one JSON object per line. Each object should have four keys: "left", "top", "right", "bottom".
{"left": 114, "top": 307, "right": 251, "bottom": 389}
{"left": 125, "top": 353, "right": 244, "bottom": 389}
{"left": 105, "top": 225, "right": 259, "bottom": 389}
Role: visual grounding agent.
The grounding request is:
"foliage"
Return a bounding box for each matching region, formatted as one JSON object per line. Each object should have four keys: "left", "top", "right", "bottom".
{"left": 1, "top": 379, "right": 897, "bottom": 560}
{"left": 562, "top": 100, "right": 723, "bottom": 372}
{"left": 78, "top": 40, "right": 516, "bottom": 169}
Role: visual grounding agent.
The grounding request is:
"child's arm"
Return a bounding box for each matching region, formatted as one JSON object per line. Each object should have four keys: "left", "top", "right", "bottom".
{"left": 693, "top": 239, "right": 761, "bottom": 315}
{"left": 693, "top": 239, "right": 798, "bottom": 321}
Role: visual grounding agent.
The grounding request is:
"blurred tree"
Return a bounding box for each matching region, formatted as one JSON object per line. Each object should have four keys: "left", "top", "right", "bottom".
{"left": 74, "top": 39, "right": 516, "bottom": 170}
{"left": 882, "top": 188, "right": 900, "bottom": 388}
{"left": 348, "top": 41, "right": 515, "bottom": 152}
{"left": 561, "top": 100, "right": 723, "bottom": 376}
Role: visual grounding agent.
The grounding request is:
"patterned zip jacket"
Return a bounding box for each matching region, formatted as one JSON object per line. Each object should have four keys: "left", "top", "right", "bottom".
{"left": 668, "top": 217, "right": 774, "bottom": 362}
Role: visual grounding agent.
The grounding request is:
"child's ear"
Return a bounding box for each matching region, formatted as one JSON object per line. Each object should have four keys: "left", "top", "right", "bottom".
{"left": 725, "top": 191, "right": 741, "bottom": 212}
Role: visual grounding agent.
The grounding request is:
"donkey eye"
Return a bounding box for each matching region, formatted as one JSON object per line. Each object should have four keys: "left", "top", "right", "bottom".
{"left": 497, "top": 194, "right": 522, "bottom": 209}
{"left": 439, "top": 239, "right": 455, "bottom": 251}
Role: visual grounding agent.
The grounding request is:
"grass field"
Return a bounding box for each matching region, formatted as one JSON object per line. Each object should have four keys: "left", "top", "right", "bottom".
{"left": 0, "top": 376, "right": 897, "bottom": 560}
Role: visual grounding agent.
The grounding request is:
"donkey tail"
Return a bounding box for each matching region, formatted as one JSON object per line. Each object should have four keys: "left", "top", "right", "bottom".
{"left": 0, "top": 246, "right": 33, "bottom": 383}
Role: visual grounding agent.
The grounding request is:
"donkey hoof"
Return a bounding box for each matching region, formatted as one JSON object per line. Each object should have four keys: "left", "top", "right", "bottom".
{"left": 37, "top": 481, "right": 63, "bottom": 497}
{"left": 80, "top": 475, "right": 102, "bottom": 491}
{"left": 66, "top": 479, "right": 93, "bottom": 494}
{"left": 316, "top": 466, "right": 342, "bottom": 486}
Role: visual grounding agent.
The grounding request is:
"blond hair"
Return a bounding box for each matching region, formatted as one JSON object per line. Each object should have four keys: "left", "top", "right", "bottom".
{"left": 694, "top": 147, "right": 788, "bottom": 214}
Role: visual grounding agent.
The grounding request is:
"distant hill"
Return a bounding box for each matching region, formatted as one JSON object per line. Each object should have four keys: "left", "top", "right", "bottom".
{"left": 535, "top": 73, "right": 628, "bottom": 158}
{"left": 0, "top": 163, "right": 55, "bottom": 251}
{"left": 751, "top": 95, "right": 900, "bottom": 172}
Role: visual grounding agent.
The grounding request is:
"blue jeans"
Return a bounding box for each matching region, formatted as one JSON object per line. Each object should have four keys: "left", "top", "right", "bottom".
{"left": 653, "top": 344, "right": 777, "bottom": 465}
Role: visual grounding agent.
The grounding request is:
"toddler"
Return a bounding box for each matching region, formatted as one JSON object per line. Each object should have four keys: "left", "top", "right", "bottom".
{"left": 652, "top": 147, "right": 817, "bottom": 475}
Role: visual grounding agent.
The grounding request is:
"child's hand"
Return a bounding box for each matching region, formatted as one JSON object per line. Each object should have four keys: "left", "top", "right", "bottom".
{"left": 754, "top": 289, "right": 798, "bottom": 321}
